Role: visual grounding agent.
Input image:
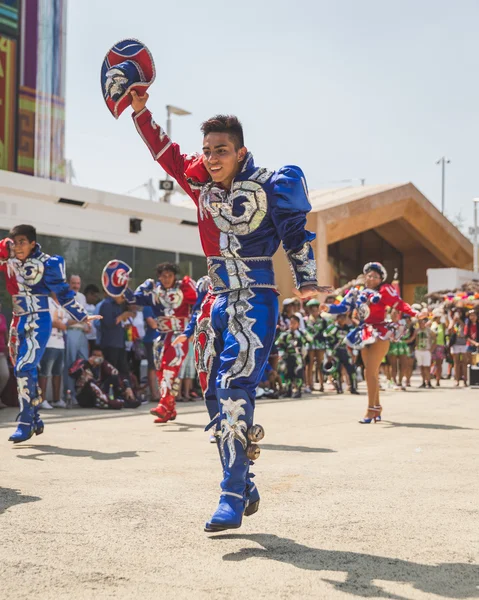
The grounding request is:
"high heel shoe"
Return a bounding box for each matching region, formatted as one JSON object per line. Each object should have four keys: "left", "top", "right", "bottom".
{"left": 373, "top": 404, "right": 382, "bottom": 422}
{"left": 358, "top": 406, "right": 381, "bottom": 424}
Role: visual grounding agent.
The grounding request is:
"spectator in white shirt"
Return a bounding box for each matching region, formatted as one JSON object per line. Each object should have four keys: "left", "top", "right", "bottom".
{"left": 64, "top": 274, "right": 90, "bottom": 402}
{"left": 84, "top": 283, "right": 101, "bottom": 353}
{"left": 39, "top": 295, "right": 69, "bottom": 408}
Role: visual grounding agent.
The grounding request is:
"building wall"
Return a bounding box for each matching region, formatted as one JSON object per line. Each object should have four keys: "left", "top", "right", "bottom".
{"left": 0, "top": 171, "right": 206, "bottom": 321}
{"left": 0, "top": 0, "right": 67, "bottom": 181}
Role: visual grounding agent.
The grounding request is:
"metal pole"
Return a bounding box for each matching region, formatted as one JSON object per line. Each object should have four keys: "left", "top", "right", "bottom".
{"left": 164, "top": 107, "right": 172, "bottom": 202}
{"left": 474, "top": 200, "right": 478, "bottom": 273}
{"left": 441, "top": 157, "right": 445, "bottom": 214}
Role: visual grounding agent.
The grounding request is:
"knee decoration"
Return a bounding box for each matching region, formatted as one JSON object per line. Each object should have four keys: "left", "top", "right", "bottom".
{"left": 246, "top": 424, "right": 265, "bottom": 460}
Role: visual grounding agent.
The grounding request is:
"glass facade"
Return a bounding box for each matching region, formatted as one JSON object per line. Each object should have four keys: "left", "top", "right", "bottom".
{"left": 0, "top": 229, "right": 206, "bottom": 323}
{"left": 328, "top": 229, "right": 403, "bottom": 289}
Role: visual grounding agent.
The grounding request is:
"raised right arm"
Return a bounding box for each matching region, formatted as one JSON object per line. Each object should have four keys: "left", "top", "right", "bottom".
{"left": 132, "top": 107, "right": 208, "bottom": 205}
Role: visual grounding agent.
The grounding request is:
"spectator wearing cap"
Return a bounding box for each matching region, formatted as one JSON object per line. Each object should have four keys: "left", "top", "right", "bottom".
{"left": 280, "top": 298, "right": 295, "bottom": 330}
{"left": 291, "top": 298, "right": 306, "bottom": 331}
{"left": 448, "top": 308, "right": 468, "bottom": 386}
{"left": 416, "top": 312, "right": 436, "bottom": 389}
{"left": 305, "top": 298, "right": 328, "bottom": 393}
{"left": 465, "top": 309, "right": 479, "bottom": 366}
{"left": 430, "top": 309, "right": 448, "bottom": 386}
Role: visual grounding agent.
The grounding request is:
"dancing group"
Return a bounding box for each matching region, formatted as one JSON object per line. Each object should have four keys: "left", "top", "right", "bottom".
{"left": 0, "top": 38, "right": 415, "bottom": 532}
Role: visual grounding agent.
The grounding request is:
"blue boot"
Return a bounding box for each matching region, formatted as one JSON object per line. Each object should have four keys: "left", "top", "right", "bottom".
{"left": 205, "top": 389, "right": 253, "bottom": 532}
{"left": 33, "top": 407, "right": 45, "bottom": 436}
{"left": 211, "top": 434, "right": 260, "bottom": 518}
{"left": 245, "top": 466, "right": 260, "bottom": 516}
{"left": 9, "top": 402, "right": 35, "bottom": 443}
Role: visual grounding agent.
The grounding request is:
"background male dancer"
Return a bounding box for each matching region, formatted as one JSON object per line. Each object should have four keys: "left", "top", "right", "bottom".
{"left": 133, "top": 262, "right": 197, "bottom": 423}
{"left": 0, "top": 225, "right": 98, "bottom": 443}
{"left": 129, "top": 89, "right": 323, "bottom": 532}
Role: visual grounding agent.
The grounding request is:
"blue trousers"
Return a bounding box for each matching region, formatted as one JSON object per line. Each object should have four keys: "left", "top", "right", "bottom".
{"left": 11, "top": 312, "right": 52, "bottom": 409}
{"left": 196, "top": 288, "right": 279, "bottom": 421}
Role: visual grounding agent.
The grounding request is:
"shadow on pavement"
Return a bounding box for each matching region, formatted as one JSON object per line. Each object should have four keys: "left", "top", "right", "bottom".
{"left": 261, "top": 444, "right": 336, "bottom": 453}
{"left": 214, "top": 533, "right": 479, "bottom": 599}
{"left": 159, "top": 422, "right": 205, "bottom": 433}
{"left": 0, "top": 487, "right": 41, "bottom": 515}
{"left": 382, "top": 421, "right": 474, "bottom": 431}
{"left": 13, "top": 445, "right": 146, "bottom": 461}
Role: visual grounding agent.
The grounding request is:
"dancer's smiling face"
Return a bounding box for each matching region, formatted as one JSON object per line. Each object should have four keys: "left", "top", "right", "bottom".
{"left": 202, "top": 132, "right": 247, "bottom": 189}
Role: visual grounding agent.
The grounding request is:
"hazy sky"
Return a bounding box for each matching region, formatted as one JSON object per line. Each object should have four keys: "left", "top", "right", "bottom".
{"left": 65, "top": 0, "right": 479, "bottom": 228}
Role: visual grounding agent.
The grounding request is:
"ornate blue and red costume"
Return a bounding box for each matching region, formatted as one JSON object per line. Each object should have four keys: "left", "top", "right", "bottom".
{"left": 328, "top": 284, "right": 415, "bottom": 348}
{"left": 132, "top": 107, "right": 318, "bottom": 531}
{"left": 132, "top": 275, "right": 197, "bottom": 422}
{"left": 0, "top": 239, "right": 88, "bottom": 443}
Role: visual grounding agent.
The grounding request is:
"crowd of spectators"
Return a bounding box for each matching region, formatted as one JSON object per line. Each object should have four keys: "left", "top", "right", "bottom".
{"left": 1, "top": 275, "right": 478, "bottom": 412}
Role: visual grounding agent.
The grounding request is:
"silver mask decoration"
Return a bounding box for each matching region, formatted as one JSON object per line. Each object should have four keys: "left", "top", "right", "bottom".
{"left": 104, "top": 67, "right": 129, "bottom": 100}
{"left": 220, "top": 397, "right": 248, "bottom": 467}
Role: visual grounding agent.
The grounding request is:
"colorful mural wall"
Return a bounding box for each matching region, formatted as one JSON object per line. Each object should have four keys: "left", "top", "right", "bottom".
{"left": 0, "top": 0, "right": 66, "bottom": 181}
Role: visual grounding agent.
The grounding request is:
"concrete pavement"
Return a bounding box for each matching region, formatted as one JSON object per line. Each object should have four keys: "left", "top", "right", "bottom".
{"left": 0, "top": 378, "right": 478, "bottom": 600}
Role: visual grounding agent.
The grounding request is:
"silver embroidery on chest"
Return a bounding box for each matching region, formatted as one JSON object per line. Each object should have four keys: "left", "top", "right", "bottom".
{"left": 221, "top": 289, "right": 263, "bottom": 388}
{"left": 199, "top": 179, "right": 268, "bottom": 259}
{"left": 157, "top": 286, "right": 184, "bottom": 316}
{"left": 10, "top": 256, "right": 47, "bottom": 291}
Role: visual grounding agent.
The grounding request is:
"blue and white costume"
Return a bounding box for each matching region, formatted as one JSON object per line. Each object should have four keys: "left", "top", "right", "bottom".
{"left": 133, "top": 109, "right": 319, "bottom": 531}
{"left": 0, "top": 240, "right": 88, "bottom": 443}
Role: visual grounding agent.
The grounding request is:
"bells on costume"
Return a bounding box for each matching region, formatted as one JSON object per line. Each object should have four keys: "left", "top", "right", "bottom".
{"left": 246, "top": 423, "right": 265, "bottom": 460}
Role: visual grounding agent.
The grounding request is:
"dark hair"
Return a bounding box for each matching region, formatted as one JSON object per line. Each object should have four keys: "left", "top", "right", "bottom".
{"left": 201, "top": 115, "right": 244, "bottom": 150}
{"left": 9, "top": 224, "right": 36, "bottom": 242}
{"left": 84, "top": 284, "right": 100, "bottom": 295}
{"left": 156, "top": 262, "right": 179, "bottom": 277}
{"left": 90, "top": 343, "right": 102, "bottom": 353}
{"left": 290, "top": 315, "right": 300, "bottom": 324}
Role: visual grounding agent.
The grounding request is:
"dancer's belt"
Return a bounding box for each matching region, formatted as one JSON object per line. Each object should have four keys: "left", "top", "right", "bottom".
{"left": 155, "top": 316, "right": 189, "bottom": 333}
{"left": 207, "top": 256, "right": 276, "bottom": 294}
{"left": 12, "top": 294, "right": 49, "bottom": 316}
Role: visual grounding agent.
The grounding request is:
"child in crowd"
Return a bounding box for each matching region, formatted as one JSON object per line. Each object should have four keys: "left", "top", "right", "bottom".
{"left": 323, "top": 313, "right": 358, "bottom": 394}
{"left": 276, "top": 315, "right": 312, "bottom": 398}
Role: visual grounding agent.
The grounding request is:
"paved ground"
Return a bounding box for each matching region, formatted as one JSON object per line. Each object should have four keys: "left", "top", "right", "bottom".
{"left": 0, "top": 377, "right": 478, "bottom": 600}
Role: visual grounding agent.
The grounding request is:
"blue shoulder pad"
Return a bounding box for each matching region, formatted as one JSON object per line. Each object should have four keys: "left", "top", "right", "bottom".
{"left": 46, "top": 255, "right": 67, "bottom": 280}
{"left": 271, "top": 165, "right": 311, "bottom": 212}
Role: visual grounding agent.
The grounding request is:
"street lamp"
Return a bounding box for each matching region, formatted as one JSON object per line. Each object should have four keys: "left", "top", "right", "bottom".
{"left": 473, "top": 198, "right": 479, "bottom": 273}
{"left": 163, "top": 104, "right": 191, "bottom": 202}
{"left": 435, "top": 156, "right": 451, "bottom": 215}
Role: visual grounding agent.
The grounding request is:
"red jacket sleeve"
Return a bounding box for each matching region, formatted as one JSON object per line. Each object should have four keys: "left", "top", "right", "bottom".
{"left": 379, "top": 284, "right": 416, "bottom": 317}
{"left": 0, "top": 238, "right": 13, "bottom": 272}
{"left": 180, "top": 276, "right": 198, "bottom": 306}
{"left": 132, "top": 108, "right": 208, "bottom": 205}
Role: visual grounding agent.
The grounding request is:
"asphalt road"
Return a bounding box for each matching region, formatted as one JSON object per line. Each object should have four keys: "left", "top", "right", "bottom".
{"left": 0, "top": 377, "right": 478, "bottom": 600}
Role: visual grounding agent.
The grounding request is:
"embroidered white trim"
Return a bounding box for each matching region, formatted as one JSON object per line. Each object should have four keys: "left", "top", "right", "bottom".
{"left": 221, "top": 289, "right": 263, "bottom": 387}
{"left": 221, "top": 492, "right": 243, "bottom": 500}
{"left": 154, "top": 141, "right": 172, "bottom": 160}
